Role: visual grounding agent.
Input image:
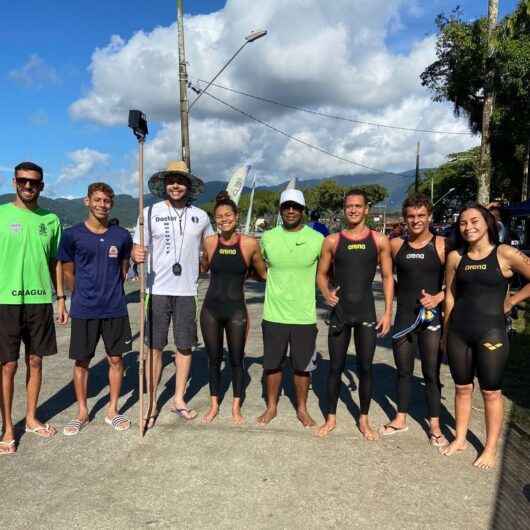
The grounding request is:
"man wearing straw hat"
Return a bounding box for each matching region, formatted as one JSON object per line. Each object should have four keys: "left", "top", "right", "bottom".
{"left": 132, "top": 161, "right": 213, "bottom": 427}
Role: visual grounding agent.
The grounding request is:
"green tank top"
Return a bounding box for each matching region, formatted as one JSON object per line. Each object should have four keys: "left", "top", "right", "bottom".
{"left": 0, "top": 203, "right": 62, "bottom": 304}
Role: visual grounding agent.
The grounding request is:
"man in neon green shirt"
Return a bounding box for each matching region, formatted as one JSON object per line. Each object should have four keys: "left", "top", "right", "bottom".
{"left": 257, "top": 189, "right": 324, "bottom": 427}
{"left": 0, "top": 162, "right": 67, "bottom": 455}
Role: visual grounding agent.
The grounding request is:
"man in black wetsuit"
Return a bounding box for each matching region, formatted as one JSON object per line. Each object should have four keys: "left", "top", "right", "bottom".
{"left": 383, "top": 193, "right": 447, "bottom": 446}
{"left": 316, "top": 189, "right": 393, "bottom": 440}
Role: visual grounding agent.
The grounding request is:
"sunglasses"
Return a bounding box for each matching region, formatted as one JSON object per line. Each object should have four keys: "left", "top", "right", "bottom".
{"left": 280, "top": 202, "right": 304, "bottom": 212}
{"left": 16, "top": 177, "right": 42, "bottom": 188}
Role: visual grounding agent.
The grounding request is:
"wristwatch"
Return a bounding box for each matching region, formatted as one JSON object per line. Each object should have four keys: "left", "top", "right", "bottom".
{"left": 56, "top": 295, "right": 67, "bottom": 300}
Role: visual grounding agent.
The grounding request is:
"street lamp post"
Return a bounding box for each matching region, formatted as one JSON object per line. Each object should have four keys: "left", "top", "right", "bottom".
{"left": 188, "top": 29, "right": 267, "bottom": 112}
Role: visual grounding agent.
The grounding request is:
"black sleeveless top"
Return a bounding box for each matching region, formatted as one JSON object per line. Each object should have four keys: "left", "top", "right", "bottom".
{"left": 333, "top": 229, "right": 378, "bottom": 323}
{"left": 394, "top": 236, "right": 444, "bottom": 329}
{"left": 204, "top": 236, "right": 248, "bottom": 310}
{"left": 451, "top": 246, "right": 509, "bottom": 334}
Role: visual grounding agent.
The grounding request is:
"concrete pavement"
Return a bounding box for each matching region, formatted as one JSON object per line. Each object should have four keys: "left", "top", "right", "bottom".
{"left": 1, "top": 278, "right": 527, "bottom": 529}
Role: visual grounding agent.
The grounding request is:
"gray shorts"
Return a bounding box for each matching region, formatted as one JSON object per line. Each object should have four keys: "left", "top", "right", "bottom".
{"left": 145, "top": 295, "right": 197, "bottom": 351}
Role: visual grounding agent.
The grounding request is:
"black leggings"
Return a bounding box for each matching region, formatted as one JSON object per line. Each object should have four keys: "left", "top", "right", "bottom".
{"left": 199, "top": 304, "right": 248, "bottom": 398}
{"left": 447, "top": 326, "right": 509, "bottom": 391}
{"left": 327, "top": 323, "right": 376, "bottom": 415}
{"left": 392, "top": 328, "right": 442, "bottom": 418}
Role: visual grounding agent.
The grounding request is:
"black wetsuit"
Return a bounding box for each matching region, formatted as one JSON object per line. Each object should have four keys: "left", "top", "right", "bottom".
{"left": 327, "top": 229, "right": 378, "bottom": 415}
{"left": 200, "top": 236, "right": 248, "bottom": 398}
{"left": 393, "top": 236, "right": 444, "bottom": 418}
{"left": 447, "top": 247, "right": 509, "bottom": 390}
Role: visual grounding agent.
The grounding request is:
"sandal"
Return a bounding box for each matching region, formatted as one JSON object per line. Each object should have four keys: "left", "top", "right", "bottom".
{"left": 63, "top": 419, "right": 89, "bottom": 436}
{"left": 25, "top": 423, "right": 57, "bottom": 438}
{"left": 430, "top": 432, "right": 449, "bottom": 447}
{"left": 0, "top": 440, "right": 16, "bottom": 455}
{"left": 380, "top": 424, "right": 409, "bottom": 437}
{"left": 171, "top": 407, "right": 198, "bottom": 421}
{"left": 105, "top": 414, "right": 131, "bottom": 432}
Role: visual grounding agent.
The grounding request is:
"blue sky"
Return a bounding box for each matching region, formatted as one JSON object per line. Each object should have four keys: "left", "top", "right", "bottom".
{"left": 0, "top": 0, "right": 521, "bottom": 197}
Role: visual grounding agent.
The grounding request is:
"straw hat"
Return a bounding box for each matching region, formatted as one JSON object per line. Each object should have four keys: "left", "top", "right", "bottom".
{"left": 148, "top": 160, "right": 205, "bottom": 199}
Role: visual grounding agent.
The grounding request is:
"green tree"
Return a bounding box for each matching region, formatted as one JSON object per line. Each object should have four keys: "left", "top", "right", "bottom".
{"left": 421, "top": 1, "right": 530, "bottom": 202}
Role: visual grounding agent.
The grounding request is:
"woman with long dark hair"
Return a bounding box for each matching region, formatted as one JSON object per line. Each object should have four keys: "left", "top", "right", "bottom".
{"left": 441, "top": 203, "right": 530, "bottom": 469}
{"left": 200, "top": 192, "right": 267, "bottom": 424}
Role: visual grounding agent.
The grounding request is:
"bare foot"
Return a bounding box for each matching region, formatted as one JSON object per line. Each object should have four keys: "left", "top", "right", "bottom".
{"left": 202, "top": 406, "right": 219, "bottom": 424}
{"left": 473, "top": 449, "right": 497, "bottom": 470}
{"left": 257, "top": 408, "right": 277, "bottom": 426}
{"left": 297, "top": 410, "right": 316, "bottom": 428}
{"left": 315, "top": 419, "right": 336, "bottom": 437}
{"left": 146, "top": 410, "right": 159, "bottom": 430}
{"left": 440, "top": 440, "right": 468, "bottom": 456}
{"left": 359, "top": 421, "right": 380, "bottom": 441}
{"left": 232, "top": 410, "right": 245, "bottom": 425}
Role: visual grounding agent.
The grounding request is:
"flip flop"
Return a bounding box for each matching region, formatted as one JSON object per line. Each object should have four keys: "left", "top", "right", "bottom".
{"left": 0, "top": 440, "right": 16, "bottom": 455}
{"left": 104, "top": 414, "right": 131, "bottom": 432}
{"left": 63, "top": 419, "right": 89, "bottom": 436}
{"left": 430, "top": 433, "right": 449, "bottom": 447}
{"left": 25, "top": 423, "right": 57, "bottom": 438}
{"left": 172, "top": 408, "right": 198, "bottom": 421}
{"left": 380, "top": 424, "right": 409, "bottom": 437}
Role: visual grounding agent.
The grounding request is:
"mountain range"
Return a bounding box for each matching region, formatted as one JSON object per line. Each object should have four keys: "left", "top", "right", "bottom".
{"left": 0, "top": 169, "right": 420, "bottom": 227}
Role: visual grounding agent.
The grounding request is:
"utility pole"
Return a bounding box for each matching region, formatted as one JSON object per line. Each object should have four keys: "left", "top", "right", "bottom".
{"left": 477, "top": 0, "right": 499, "bottom": 205}
{"left": 177, "top": 0, "right": 191, "bottom": 169}
{"left": 415, "top": 141, "right": 420, "bottom": 193}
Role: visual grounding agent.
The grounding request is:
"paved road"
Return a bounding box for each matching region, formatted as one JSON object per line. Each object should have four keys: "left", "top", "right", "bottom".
{"left": 1, "top": 278, "right": 527, "bottom": 529}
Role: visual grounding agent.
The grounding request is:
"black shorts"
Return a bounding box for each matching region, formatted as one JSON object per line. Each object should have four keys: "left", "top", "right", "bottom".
{"left": 145, "top": 295, "right": 197, "bottom": 351}
{"left": 0, "top": 304, "right": 57, "bottom": 363}
{"left": 69, "top": 316, "right": 132, "bottom": 361}
{"left": 262, "top": 320, "right": 318, "bottom": 372}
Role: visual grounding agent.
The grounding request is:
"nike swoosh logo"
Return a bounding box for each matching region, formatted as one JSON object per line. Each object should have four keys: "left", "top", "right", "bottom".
{"left": 296, "top": 242, "right": 305, "bottom": 246}
{"left": 124, "top": 339, "right": 132, "bottom": 345}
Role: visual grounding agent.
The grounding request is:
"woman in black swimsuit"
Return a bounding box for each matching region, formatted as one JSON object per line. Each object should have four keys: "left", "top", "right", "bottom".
{"left": 442, "top": 204, "right": 530, "bottom": 469}
{"left": 200, "top": 192, "right": 267, "bottom": 424}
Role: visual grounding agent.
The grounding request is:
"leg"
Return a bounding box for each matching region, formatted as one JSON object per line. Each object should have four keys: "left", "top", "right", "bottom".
{"left": 199, "top": 306, "right": 223, "bottom": 424}
{"left": 294, "top": 371, "right": 315, "bottom": 427}
{"left": 106, "top": 355, "right": 125, "bottom": 419}
{"left": 0, "top": 361, "right": 17, "bottom": 449}
{"left": 224, "top": 308, "right": 247, "bottom": 425}
{"left": 354, "top": 324, "right": 378, "bottom": 441}
{"left": 381, "top": 336, "right": 413, "bottom": 434}
{"left": 257, "top": 369, "right": 282, "bottom": 425}
{"left": 258, "top": 321, "right": 288, "bottom": 425}
{"left": 441, "top": 328, "right": 474, "bottom": 456}
{"left": 418, "top": 329, "right": 445, "bottom": 443}
{"left": 474, "top": 332, "right": 509, "bottom": 469}
{"left": 171, "top": 296, "right": 198, "bottom": 419}
{"left": 316, "top": 325, "right": 351, "bottom": 437}
{"left": 25, "top": 353, "right": 55, "bottom": 436}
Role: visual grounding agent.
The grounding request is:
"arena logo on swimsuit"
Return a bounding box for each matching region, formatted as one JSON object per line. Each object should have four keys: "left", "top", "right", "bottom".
{"left": 219, "top": 248, "right": 237, "bottom": 255}
{"left": 464, "top": 264, "right": 487, "bottom": 271}
{"left": 347, "top": 243, "right": 366, "bottom": 250}
{"left": 406, "top": 253, "right": 424, "bottom": 259}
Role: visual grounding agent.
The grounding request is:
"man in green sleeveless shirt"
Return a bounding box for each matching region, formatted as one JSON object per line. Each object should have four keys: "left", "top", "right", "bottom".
{"left": 0, "top": 162, "right": 67, "bottom": 455}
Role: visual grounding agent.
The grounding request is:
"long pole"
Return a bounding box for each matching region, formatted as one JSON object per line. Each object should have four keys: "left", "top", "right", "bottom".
{"left": 137, "top": 139, "right": 146, "bottom": 436}
{"left": 415, "top": 141, "right": 420, "bottom": 193}
{"left": 477, "top": 0, "right": 499, "bottom": 205}
{"left": 177, "top": 0, "right": 191, "bottom": 169}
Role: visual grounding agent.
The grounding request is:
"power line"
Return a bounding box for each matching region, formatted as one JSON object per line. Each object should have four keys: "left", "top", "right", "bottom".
{"left": 190, "top": 76, "right": 474, "bottom": 136}
{"left": 189, "top": 83, "right": 401, "bottom": 177}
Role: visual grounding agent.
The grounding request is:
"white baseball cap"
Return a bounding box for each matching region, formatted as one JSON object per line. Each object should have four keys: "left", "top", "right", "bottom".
{"left": 280, "top": 189, "right": 306, "bottom": 207}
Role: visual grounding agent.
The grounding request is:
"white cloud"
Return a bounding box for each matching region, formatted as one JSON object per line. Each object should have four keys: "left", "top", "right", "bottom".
{"left": 8, "top": 54, "right": 59, "bottom": 88}
{"left": 69, "top": 0, "right": 478, "bottom": 188}
{"left": 49, "top": 148, "right": 111, "bottom": 196}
